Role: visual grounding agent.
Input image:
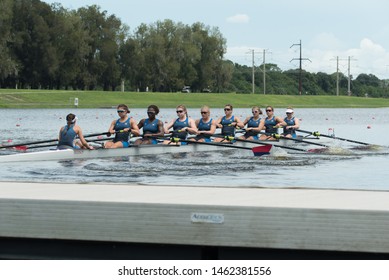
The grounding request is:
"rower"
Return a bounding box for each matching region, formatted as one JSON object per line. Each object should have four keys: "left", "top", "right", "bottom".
{"left": 187, "top": 105, "right": 216, "bottom": 142}
{"left": 282, "top": 107, "right": 300, "bottom": 138}
{"left": 214, "top": 104, "right": 244, "bottom": 142}
{"left": 134, "top": 105, "right": 165, "bottom": 145}
{"left": 163, "top": 105, "right": 197, "bottom": 145}
{"left": 239, "top": 106, "right": 265, "bottom": 140}
{"left": 57, "top": 113, "right": 93, "bottom": 150}
{"left": 259, "top": 106, "right": 286, "bottom": 140}
{"left": 104, "top": 104, "right": 140, "bottom": 149}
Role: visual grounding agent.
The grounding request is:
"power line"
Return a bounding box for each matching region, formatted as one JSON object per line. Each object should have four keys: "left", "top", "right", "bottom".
{"left": 247, "top": 49, "right": 270, "bottom": 94}
{"left": 290, "top": 39, "right": 311, "bottom": 95}
{"left": 247, "top": 49, "right": 261, "bottom": 94}
{"left": 332, "top": 56, "right": 357, "bottom": 96}
{"left": 261, "top": 49, "right": 271, "bottom": 95}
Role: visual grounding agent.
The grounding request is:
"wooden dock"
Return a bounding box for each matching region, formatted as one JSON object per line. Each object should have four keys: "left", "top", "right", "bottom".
{"left": 1, "top": 181, "right": 389, "bottom": 259}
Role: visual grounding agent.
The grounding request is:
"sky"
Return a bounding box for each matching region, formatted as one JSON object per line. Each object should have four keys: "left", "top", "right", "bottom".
{"left": 42, "top": 0, "right": 389, "bottom": 79}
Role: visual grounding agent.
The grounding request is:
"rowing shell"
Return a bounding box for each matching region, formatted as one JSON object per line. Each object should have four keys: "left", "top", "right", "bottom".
{"left": 0, "top": 142, "right": 256, "bottom": 163}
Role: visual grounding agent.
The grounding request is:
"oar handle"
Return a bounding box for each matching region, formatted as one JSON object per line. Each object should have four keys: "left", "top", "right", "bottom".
{"left": 84, "top": 130, "right": 125, "bottom": 138}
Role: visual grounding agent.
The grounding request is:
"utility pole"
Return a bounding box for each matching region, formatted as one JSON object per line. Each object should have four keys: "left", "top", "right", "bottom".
{"left": 347, "top": 56, "right": 352, "bottom": 96}
{"left": 248, "top": 49, "right": 261, "bottom": 94}
{"left": 336, "top": 56, "right": 339, "bottom": 96}
{"left": 332, "top": 56, "right": 356, "bottom": 96}
{"left": 263, "top": 49, "right": 266, "bottom": 95}
{"left": 251, "top": 49, "right": 255, "bottom": 94}
{"left": 290, "top": 40, "right": 311, "bottom": 95}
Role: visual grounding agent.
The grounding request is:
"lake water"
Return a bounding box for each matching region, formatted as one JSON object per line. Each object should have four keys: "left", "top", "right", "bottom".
{"left": 0, "top": 107, "right": 388, "bottom": 191}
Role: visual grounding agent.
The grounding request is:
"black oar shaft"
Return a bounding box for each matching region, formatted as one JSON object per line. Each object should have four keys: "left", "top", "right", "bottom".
{"left": 213, "top": 134, "right": 307, "bottom": 152}
{"left": 234, "top": 138, "right": 307, "bottom": 152}
{"left": 0, "top": 138, "right": 58, "bottom": 149}
{"left": 278, "top": 135, "right": 328, "bottom": 147}
{"left": 1, "top": 131, "right": 114, "bottom": 150}
{"left": 26, "top": 137, "right": 114, "bottom": 150}
{"left": 187, "top": 141, "right": 253, "bottom": 150}
{"left": 297, "top": 129, "right": 371, "bottom": 145}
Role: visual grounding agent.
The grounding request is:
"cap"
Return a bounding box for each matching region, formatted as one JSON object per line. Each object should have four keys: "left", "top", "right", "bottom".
{"left": 286, "top": 109, "right": 294, "bottom": 113}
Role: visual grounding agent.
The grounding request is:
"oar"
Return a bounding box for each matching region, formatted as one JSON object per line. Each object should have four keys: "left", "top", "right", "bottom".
{"left": 297, "top": 129, "right": 373, "bottom": 146}
{"left": 216, "top": 135, "right": 319, "bottom": 153}
{"left": 185, "top": 140, "right": 272, "bottom": 156}
{"left": 259, "top": 132, "right": 329, "bottom": 147}
{"left": 24, "top": 137, "right": 114, "bottom": 150}
{"left": 158, "top": 135, "right": 272, "bottom": 156}
{"left": 0, "top": 138, "right": 58, "bottom": 149}
{"left": 0, "top": 131, "right": 116, "bottom": 150}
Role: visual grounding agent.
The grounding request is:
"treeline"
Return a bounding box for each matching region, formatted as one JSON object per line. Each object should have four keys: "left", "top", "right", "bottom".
{"left": 0, "top": 0, "right": 228, "bottom": 92}
{"left": 0, "top": 0, "right": 388, "bottom": 97}
{"left": 231, "top": 64, "right": 389, "bottom": 97}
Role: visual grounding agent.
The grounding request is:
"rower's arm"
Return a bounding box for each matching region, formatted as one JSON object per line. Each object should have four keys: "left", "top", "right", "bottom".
{"left": 235, "top": 117, "right": 245, "bottom": 129}
{"left": 130, "top": 119, "right": 140, "bottom": 136}
{"left": 76, "top": 127, "right": 93, "bottom": 149}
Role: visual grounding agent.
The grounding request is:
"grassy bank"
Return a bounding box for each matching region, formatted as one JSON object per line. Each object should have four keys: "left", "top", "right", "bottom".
{"left": 1, "top": 89, "right": 389, "bottom": 108}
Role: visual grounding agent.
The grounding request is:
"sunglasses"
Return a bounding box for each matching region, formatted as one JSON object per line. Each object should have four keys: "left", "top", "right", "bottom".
{"left": 201, "top": 111, "right": 208, "bottom": 114}
{"left": 176, "top": 110, "right": 184, "bottom": 113}
{"left": 117, "top": 110, "right": 125, "bottom": 113}
{"left": 147, "top": 111, "right": 155, "bottom": 114}
{"left": 252, "top": 111, "right": 259, "bottom": 114}
{"left": 224, "top": 108, "right": 231, "bottom": 111}
{"left": 286, "top": 112, "right": 292, "bottom": 114}
{"left": 266, "top": 109, "right": 272, "bottom": 112}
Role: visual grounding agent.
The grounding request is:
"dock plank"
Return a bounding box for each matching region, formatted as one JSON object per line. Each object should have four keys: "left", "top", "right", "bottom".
{"left": 1, "top": 182, "right": 389, "bottom": 254}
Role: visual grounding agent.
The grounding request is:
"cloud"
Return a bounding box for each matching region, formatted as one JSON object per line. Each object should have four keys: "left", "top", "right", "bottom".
{"left": 304, "top": 38, "right": 389, "bottom": 78}
{"left": 226, "top": 14, "right": 250, "bottom": 23}
{"left": 226, "top": 39, "right": 389, "bottom": 79}
{"left": 308, "top": 32, "right": 345, "bottom": 50}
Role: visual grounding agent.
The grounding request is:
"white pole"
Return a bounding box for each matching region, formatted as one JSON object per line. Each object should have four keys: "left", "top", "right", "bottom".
{"left": 252, "top": 49, "right": 255, "bottom": 94}
{"left": 348, "top": 56, "right": 351, "bottom": 96}
{"left": 336, "top": 56, "right": 339, "bottom": 96}
{"left": 263, "top": 49, "right": 266, "bottom": 95}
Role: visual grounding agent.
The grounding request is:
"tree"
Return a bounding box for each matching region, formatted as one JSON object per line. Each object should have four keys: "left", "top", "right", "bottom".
{"left": 49, "top": 4, "right": 90, "bottom": 89}
{"left": 11, "top": 0, "right": 60, "bottom": 88}
{"left": 0, "top": 0, "right": 17, "bottom": 84}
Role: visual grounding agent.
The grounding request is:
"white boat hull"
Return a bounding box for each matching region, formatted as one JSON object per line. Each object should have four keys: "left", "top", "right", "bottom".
{"left": 0, "top": 143, "right": 249, "bottom": 163}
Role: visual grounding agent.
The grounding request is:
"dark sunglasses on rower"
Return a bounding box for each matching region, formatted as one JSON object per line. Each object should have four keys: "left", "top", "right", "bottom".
{"left": 147, "top": 111, "right": 155, "bottom": 114}
{"left": 201, "top": 111, "right": 208, "bottom": 114}
{"left": 176, "top": 110, "right": 183, "bottom": 113}
{"left": 224, "top": 108, "right": 231, "bottom": 111}
{"left": 266, "top": 109, "right": 272, "bottom": 112}
{"left": 117, "top": 110, "right": 125, "bottom": 113}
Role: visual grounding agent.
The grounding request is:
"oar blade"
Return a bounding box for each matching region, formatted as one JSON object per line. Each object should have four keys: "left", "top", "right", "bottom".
{"left": 307, "top": 147, "right": 329, "bottom": 154}
{"left": 252, "top": 145, "right": 272, "bottom": 156}
{"left": 14, "top": 145, "right": 28, "bottom": 151}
